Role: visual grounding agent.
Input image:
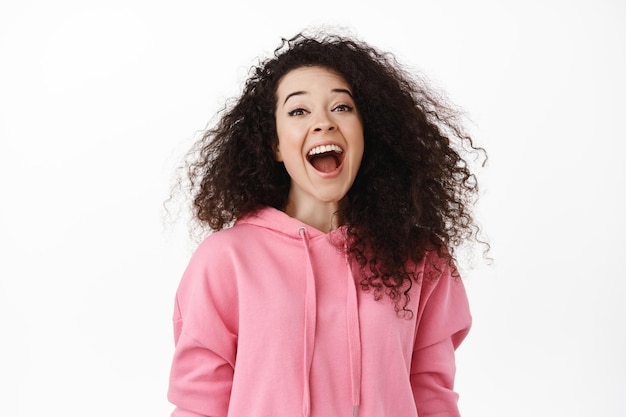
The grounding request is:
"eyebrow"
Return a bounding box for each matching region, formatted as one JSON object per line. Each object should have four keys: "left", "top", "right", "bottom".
{"left": 283, "top": 88, "right": 354, "bottom": 105}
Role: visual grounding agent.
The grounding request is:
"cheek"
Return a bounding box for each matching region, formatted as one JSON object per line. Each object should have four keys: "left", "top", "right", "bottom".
{"left": 275, "top": 124, "right": 305, "bottom": 154}
{"left": 351, "top": 129, "right": 365, "bottom": 162}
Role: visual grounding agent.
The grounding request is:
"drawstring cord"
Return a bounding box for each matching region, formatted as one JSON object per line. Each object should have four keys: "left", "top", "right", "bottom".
{"left": 345, "top": 246, "right": 362, "bottom": 417}
{"left": 298, "top": 227, "right": 317, "bottom": 417}
{"left": 298, "top": 227, "right": 361, "bottom": 417}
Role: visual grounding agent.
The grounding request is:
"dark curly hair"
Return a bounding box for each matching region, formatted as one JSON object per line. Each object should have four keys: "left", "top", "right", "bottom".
{"left": 180, "top": 31, "right": 487, "bottom": 316}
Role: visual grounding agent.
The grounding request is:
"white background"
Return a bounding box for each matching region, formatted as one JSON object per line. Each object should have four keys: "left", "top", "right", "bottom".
{"left": 1, "top": 0, "right": 625, "bottom": 416}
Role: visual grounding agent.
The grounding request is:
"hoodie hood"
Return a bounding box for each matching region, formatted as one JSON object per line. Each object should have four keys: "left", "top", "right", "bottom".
{"left": 237, "top": 206, "right": 343, "bottom": 240}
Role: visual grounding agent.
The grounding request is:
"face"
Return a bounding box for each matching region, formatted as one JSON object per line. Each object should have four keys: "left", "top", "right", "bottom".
{"left": 275, "top": 66, "right": 364, "bottom": 218}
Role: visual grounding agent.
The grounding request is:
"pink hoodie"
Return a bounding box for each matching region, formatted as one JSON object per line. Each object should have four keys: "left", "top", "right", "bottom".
{"left": 168, "top": 207, "right": 471, "bottom": 417}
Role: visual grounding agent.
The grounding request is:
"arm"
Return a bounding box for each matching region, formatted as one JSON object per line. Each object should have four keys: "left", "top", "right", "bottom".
{"left": 410, "top": 257, "right": 471, "bottom": 417}
{"left": 168, "top": 243, "right": 239, "bottom": 417}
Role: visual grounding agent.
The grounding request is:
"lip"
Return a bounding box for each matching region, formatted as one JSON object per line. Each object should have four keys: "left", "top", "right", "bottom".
{"left": 305, "top": 141, "right": 346, "bottom": 178}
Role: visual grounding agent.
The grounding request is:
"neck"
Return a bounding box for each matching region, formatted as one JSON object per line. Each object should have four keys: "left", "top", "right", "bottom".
{"left": 284, "top": 200, "right": 339, "bottom": 233}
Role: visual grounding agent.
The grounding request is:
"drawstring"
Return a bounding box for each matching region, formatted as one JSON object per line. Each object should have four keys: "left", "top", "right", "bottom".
{"left": 345, "top": 247, "right": 362, "bottom": 417}
{"left": 298, "top": 227, "right": 317, "bottom": 417}
{"left": 298, "top": 227, "right": 362, "bottom": 417}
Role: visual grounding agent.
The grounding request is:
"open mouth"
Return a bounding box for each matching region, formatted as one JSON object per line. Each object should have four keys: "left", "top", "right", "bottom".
{"left": 306, "top": 144, "right": 344, "bottom": 173}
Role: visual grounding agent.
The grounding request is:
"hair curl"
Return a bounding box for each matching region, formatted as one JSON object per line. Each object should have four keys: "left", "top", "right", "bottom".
{"left": 181, "top": 31, "right": 487, "bottom": 316}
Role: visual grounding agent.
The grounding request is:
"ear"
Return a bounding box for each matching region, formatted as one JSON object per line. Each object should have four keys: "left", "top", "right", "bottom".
{"left": 273, "top": 143, "right": 283, "bottom": 162}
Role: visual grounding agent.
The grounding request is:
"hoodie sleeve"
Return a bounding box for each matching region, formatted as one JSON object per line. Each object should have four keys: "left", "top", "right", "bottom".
{"left": 168, "top": 241, "right": 239, "bottom": 417}
{"left": 410, "top": 255, "right": 471, "bottom": 417}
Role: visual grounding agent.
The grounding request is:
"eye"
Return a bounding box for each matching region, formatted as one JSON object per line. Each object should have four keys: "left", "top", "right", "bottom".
{"left": 287, "top": 108, "right": 308, "bottom": 117}
{"left": 332, "top": 104, "right": 354, "bottom": 112}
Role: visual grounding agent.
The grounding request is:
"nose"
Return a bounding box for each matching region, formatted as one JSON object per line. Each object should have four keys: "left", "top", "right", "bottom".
{"left": 312, "top": 111, "right": 336, "bottom": 132}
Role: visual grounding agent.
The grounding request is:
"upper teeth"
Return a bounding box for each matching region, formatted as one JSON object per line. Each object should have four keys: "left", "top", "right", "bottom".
{"left": 308, "top": 144, "right": 343, "bottom": 156}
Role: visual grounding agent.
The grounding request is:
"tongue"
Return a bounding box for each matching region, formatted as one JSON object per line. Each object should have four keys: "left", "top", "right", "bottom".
{"left": 310, "top": 154, "right": 340, "bottom": 173}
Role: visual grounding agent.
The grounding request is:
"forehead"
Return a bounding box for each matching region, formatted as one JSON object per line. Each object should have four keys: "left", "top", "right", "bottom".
{"left": 276, "top": 66, "right": 351, "bottom": 97}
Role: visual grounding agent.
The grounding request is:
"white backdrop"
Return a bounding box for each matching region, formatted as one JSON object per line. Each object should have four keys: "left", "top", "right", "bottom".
{"left": 1, "top": 0, "right": 625, "bottom": 416}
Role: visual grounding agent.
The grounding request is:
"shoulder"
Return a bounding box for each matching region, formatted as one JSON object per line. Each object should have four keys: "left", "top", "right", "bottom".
{"left": 412, "top": 249, "right": 471, "bottom": 348}
{"left": 192, "top": 222, "right": 260, "bottom": 256}
{"left": 185, "top": 220, "right": 286, "bottom": 279}
{"left": 175, "top": 227, "right": 253, "bottom": 315}
{"left": 412, "top": 248, "right": 459, "bottom": 286}
{"left": 180, "top": 225, "right": 249, "bottom": 283}
{"left": 410, "top": 249, "right": 468, "bottom": 318}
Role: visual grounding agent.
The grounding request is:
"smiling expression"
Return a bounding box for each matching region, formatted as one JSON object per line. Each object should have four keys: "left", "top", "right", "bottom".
{"left": 274, "top": 66, "right": 364, "bottom": 223}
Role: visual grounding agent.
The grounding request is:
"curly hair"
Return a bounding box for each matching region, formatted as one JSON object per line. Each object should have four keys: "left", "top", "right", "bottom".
{"left": 181, "top": 31, "right": 487, "bottom": 316}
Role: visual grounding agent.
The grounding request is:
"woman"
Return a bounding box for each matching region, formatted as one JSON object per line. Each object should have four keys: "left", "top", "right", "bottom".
{"left": 168, "top": 31, "right": 485, "bottom": 417}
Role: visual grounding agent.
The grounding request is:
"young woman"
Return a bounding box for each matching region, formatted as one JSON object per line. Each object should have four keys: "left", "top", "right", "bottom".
{"left": 168, "top": 31, "right": 486, "bottom": 417}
